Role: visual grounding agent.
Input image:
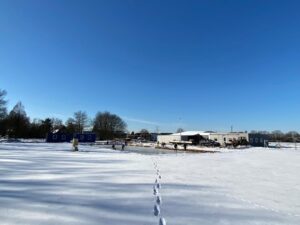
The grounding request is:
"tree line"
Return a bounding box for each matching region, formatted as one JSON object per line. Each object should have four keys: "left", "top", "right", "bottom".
{"left": 0, "top": 89, "right": 127, "bottom": 140}
{"left": 2, "top": 88, "right": 299, "bottom": 142}
{"left": 250, "top": 130, "right": 300, "bottom": 142}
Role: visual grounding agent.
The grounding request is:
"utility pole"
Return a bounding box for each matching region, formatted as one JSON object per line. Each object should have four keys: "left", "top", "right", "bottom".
{"left": 156, "top": 126, "right": 159, "bottom": 134}
{"left": 293, "top": 132, "right": 296, "bottom": 150}
{"left": 179, "top": 117, "right": 182, "bottom": 142}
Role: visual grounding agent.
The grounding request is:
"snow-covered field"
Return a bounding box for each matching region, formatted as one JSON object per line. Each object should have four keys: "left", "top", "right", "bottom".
{"left": 0, "top": 142, "right": 299, "bottom": 225}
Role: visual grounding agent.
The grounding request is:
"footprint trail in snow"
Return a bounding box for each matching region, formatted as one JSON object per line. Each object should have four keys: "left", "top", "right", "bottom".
{"left": 152, "top": 157, "right": 166, "bottom": 225}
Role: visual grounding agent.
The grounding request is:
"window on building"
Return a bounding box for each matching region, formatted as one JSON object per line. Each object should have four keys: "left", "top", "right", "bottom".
{"left": 61, "top": 135, "right": 66, "bottom": 140}
{"left": 53, "top": 135, "right": 57, "bottom": 140}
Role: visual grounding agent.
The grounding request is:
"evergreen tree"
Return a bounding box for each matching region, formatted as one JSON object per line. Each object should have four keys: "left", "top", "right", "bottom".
{"left": 0, "top": 89, "right": 7, "bottom": 119}
{"left": 0, "top": 89, "right": 8, "bottom": 136}
{"left": 65, "top": 118, "right": 76, "bottom": 134}
{"left": 6, "top": 102, "right": 30, "bottom": 138}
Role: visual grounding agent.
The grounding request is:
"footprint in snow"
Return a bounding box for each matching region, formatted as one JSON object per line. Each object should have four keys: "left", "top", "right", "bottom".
{"left": 154, "top": 204, "right": 160, "bottom": 216}
{"left": 153, "top": 186, "right": 159, "bottom": 195}
{"left": 156, "top": 195, "right": 162, "bottom": 205}
{"left": 159, "top": 217, "right": 166, "bottom": 225}
{"left": 156, "top": 182, "right": 161, "bottom": 189}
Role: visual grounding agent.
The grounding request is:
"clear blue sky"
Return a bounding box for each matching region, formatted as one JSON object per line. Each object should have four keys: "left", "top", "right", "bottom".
{"left": 1, "top": 0, "right": 300, "bottom": 132}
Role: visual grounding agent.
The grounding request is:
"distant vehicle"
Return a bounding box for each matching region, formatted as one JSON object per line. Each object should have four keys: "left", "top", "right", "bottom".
{"left": 199, "top": 139, "right": 220, "bottom": 147}
{"left": 225, "top": 139, "right": 249, "bottom": 147}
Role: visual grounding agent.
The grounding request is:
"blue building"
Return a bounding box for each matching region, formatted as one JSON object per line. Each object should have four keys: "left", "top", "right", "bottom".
{"left": 46, "top": 132, "right": 96, "bottom": 143}
{"left": 74, "top": 133, "right": 96, "bottom": 143}
{"left": 46, "top": 132, "right": 73, "bottom": 143}
{"left": 249, "top": 133, "right": 270, "bottom": 147}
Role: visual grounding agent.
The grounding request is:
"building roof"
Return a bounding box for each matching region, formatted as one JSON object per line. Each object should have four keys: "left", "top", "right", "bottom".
{"left": 171, "top": 131, "right": 210, "bottom": 136}
{"left": 209, "top": 132, "right": 248, "bottom": 135}
{"left": 159, "top": 131, "right": 248, "bottom": 137}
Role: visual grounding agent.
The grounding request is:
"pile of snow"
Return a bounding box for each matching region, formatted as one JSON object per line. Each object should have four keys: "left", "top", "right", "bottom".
{"left": 0, "top": 142, "right": 299, "bottom": 225}
{"left": 171, "top": 131, "right": 208, "bottom": 136}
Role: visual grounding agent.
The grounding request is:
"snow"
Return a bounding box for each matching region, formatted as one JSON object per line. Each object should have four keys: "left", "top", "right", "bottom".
{"left": 269, "top": 142, "right": 300, "bottom": 149}
{"left": 171, "top": 131, "right": 208, "bottom": 136}
{"left": 0, "top": 142, "right": 300, "bottom": 225}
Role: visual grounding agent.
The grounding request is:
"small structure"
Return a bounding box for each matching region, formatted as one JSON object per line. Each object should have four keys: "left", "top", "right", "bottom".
{"left": 249, "top": 133, "right": 270, "bottom": 147}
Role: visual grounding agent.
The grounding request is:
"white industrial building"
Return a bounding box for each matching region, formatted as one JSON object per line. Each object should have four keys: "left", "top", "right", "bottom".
{"left": 157, "top": 131, "right": 248, "bottom": 146}
{"left": 157, "top": 131, "right": 209, "bottom": 145}
{"left": 209, "top": 132, "right": 248, "bottom": 146}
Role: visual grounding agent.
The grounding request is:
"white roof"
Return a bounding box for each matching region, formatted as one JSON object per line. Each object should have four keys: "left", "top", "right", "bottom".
{"left": 171, "top": 131, "right": 210, "bottom": 136}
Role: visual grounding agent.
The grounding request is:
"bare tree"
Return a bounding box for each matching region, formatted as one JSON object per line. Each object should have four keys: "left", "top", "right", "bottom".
{"left": 176, "top": 128, "right": 184, "bottom": 133}
{"left": 284, "top": 131, "right": 299, "bottom": 142}
{"left": 271, "top": 130, "right": 284, "bottom": 142}
{"left": 74, "top": 111, "right": 88, "bottom": 133}
{"left": 140, "top": 129, "right": 151, "bottom": 140}
{"left": 93, "top": 111, "right": 127, "bottom": 140}
{"left": 51, "top": 118, "right": 63, "bottom": 131}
